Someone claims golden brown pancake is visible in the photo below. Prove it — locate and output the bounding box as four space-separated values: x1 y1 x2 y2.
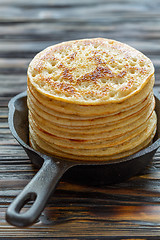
27 38 156 162
28 38 154 105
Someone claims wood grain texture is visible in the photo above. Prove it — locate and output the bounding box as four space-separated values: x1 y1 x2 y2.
1 0 160 238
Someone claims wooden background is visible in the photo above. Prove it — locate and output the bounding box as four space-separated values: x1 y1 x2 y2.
1 0 160 239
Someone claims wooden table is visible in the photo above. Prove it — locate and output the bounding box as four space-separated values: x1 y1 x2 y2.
1 0 160 238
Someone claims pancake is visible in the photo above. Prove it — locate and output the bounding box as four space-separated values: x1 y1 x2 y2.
28 74 154 117
28 96 155 141
28 92 155 134
28 38 154 105
29 108 155 149
27 38 156 162
29 111 156 156
29 121 156 161
27 89 154 127
27 85 153 120
30 98 153 149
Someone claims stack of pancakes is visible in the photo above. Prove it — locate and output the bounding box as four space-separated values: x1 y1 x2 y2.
27 38 157 162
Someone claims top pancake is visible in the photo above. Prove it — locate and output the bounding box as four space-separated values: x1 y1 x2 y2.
27 38 154 105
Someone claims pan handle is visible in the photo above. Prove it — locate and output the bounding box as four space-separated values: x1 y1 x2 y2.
6 157 73 227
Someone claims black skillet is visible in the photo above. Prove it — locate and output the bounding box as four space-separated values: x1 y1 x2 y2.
6 90 160 227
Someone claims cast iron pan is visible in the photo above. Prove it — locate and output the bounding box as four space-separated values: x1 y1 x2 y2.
6 90 160 227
